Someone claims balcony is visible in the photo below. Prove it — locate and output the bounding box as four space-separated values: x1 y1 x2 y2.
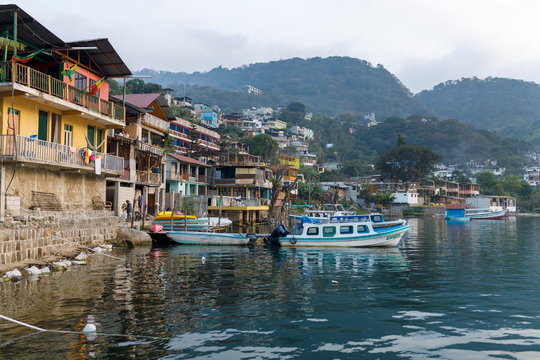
0 135 123 175
141 113 170 133
135 140 165 157
136 170 161 186
0 62 125 126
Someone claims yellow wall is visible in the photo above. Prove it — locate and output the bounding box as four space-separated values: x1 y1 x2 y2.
1 95 108 152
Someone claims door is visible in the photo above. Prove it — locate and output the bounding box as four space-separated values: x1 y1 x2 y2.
51 113 61 143
87 125 95 147
96 128 103 152
38 110 48 141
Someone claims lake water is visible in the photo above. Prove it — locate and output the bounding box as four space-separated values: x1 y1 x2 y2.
2 217 540 359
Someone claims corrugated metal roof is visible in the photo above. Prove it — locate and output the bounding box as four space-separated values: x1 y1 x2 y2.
168 153 209 167
0 5 65 49
65 38 131 77
116 93 175 121
121 93 161 108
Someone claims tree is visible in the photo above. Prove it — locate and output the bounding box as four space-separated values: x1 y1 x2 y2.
240 134 278 163
125 79 163 94
375 145 441 182
475 172 505 195
451 170 471 183
397 133 406 146
107 79 123 96
188 119 201 156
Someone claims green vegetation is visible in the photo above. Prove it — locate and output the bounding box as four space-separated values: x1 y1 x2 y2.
375 144 441 182
416 77 540 146
135 57 428 117
239 134 279 163
475 172 539 212
108 79 163 96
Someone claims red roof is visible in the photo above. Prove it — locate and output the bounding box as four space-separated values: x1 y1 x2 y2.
119 93 161 108
168 153 209 167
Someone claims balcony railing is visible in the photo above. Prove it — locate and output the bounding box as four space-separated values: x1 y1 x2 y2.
136 170 161 186
0 61 125 123
141 113 169 132
135 140 165 156
0 135 123 174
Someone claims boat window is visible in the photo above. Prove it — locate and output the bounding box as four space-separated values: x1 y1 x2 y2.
357 225 368 233
306 227 319 236
371 215 383 223
323 226 336 237
340 225 353 234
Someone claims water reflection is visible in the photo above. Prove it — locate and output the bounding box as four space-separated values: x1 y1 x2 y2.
1 217 540 359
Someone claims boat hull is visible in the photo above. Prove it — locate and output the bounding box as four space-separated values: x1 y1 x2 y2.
467 209 507 220
167 230 250 245
279 225 409 247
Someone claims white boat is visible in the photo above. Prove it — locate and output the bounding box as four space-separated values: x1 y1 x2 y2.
167 230 254 245
153 216 233 231
465 208 507 220
278 218 409 247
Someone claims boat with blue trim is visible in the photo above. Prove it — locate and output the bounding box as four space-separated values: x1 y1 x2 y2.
277 216 409 247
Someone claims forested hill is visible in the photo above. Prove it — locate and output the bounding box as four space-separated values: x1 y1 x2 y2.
416 77 540 145
136 56 428 118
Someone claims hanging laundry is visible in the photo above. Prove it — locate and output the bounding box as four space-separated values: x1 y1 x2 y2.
84 149 90 165
69 146 76 154
95 155 102 175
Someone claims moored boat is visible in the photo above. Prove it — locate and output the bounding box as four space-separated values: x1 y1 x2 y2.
465 208 507 220
278 218 409 247
167 230 255 245
153 211 233 231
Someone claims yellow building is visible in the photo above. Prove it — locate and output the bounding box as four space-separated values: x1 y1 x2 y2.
0 5 131 215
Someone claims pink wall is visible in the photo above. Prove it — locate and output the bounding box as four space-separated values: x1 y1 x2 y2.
63 62 110 101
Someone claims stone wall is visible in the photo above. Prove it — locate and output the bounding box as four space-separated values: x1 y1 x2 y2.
0 209 122 272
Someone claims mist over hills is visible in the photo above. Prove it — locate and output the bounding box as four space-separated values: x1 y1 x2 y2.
136 56 540 147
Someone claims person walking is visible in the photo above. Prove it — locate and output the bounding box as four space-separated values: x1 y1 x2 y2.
126 200 132 221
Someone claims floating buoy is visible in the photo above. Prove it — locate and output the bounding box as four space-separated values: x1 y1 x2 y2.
83 315 97 333
331 280 339 285
201 256 206 264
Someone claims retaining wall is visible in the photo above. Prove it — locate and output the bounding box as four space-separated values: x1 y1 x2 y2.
0 210 122 271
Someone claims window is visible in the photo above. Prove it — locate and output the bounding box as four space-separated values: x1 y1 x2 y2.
87 125 95 147
306 227 319 236
371 215 383 223
357 225 368 233
96 128 104 152
51 114 61 143
74 72 87 91
7 108 20 135
323 226 336 237
64 124 73 146
170 123 175 131
340 226 353 234
38 110 48 141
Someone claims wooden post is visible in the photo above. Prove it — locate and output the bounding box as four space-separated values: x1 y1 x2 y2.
218 195 222 226
170 192 175 231
141 186 147 230
47 76 51 95
131 186 136 229
184 211 188 230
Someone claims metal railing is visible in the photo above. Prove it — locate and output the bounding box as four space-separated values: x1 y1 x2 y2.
136 170 161 186
0 135 123 173
0 61 125 123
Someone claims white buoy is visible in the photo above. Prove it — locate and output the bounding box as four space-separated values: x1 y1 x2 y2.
83 315 97 333
331 280 339 285
201 256 206 264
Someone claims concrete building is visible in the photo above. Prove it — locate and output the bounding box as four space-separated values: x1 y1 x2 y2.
0 6 131 218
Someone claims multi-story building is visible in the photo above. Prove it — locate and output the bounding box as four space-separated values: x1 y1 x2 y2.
523 167 540 187
107 93 174 215
165 153 209 198
194 103 220 128
0 5 130 216
168 117 220 154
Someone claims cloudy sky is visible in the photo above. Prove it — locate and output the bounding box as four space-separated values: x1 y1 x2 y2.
15 0 540 92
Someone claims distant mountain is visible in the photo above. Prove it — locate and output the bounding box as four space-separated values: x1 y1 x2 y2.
136 56 428 118
416 77 540 146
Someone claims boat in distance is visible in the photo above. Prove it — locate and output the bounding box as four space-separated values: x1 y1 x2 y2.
466 208 507 220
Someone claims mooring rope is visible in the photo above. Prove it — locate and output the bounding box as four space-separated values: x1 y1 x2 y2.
0 314 167 341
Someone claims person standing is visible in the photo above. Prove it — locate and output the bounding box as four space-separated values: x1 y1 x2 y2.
126 200 132 221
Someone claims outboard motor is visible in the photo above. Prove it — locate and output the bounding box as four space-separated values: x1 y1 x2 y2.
264 224 289 246
246 233 258 247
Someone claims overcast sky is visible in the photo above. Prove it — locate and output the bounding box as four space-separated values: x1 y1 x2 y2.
15 0 540 92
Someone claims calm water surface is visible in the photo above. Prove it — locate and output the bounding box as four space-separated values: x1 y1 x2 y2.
2 217 540 359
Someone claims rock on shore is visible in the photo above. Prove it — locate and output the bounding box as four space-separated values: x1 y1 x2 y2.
114 227 152 248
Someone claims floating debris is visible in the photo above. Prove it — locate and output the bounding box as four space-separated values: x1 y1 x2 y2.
331 280 339 285
201 256 207 264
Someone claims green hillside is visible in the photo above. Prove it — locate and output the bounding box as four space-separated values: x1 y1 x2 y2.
136 56 428 118
416 77 540 145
